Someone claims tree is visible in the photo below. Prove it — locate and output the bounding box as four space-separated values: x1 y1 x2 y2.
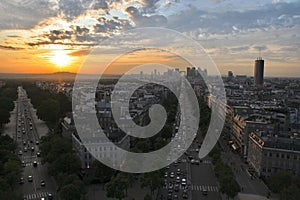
0 109 10 126
144 193 152 200
105 174 128 200
141 171 164 196
92 160 115 183
49 153 81 176
280 184 300 200
37 99 60 123
3 159 21 188
268 170 293 193
219 176 241 198
160 124 173 139
60 184 82 200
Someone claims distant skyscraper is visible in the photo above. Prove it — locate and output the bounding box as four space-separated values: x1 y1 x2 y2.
254 57 264 87
228 71 233 78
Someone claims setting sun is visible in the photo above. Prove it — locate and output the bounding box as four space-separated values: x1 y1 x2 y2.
50 50 72 67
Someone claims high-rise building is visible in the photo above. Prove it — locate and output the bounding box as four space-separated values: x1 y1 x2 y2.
228 71 233 79
254 57 264 87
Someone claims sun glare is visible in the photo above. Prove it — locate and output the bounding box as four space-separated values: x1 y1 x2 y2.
50 50 71 67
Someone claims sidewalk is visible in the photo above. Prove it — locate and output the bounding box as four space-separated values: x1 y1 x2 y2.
218 138 275 199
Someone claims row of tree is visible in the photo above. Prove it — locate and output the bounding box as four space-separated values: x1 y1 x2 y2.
40 130 86 199
209 147 241 198
268 170 300 200
23 83 71 129
0 135 23 199
0 83 17 130
0 81 23 199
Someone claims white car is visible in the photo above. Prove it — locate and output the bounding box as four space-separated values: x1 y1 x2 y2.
181 178 187 186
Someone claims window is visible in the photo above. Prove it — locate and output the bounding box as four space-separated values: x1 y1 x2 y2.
269 153 272 157
281 154 284 158
276 153 279 158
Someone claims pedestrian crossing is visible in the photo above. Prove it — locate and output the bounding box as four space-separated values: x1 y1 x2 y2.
163 184 219 192
190 185 219 192
24 192 51 200
24 162 41 167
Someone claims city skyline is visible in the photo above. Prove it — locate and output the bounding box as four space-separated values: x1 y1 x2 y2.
0 0 300 77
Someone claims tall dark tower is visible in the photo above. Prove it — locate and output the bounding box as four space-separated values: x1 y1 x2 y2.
254 57 264 87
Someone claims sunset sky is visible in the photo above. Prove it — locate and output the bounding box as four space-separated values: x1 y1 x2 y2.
0 0 300 77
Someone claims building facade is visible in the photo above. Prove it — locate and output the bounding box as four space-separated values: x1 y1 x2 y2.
248 132 300 178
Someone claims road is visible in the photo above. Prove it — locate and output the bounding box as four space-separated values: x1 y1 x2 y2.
158 81 221 200
14 86 57 200
218 134 271 198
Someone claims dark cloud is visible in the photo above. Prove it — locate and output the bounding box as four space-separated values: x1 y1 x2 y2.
58 0 113 20
92 0 109 10
0 44 23 50
125 6 167 27
0 0 56 29
252 45 268 51
230 46 250 52
141 0 160 13
48 30 73 42
168 1 300 35
27 41 96 47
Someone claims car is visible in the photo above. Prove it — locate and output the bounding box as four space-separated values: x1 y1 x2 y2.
191 159 195 164
48 193 53 200
167 193 172 200
182 192 188 199
176 169 181 175
33 161 38 167
174 184 179 192
30 127 33 130
24 147 28 152
195 148 199 152
173 194 179 200
23 141 26 145
36 141 39 145
22 161 26 167
40 180 45 187
202 187 208 195
28 175 33 182
176 176 180 183
18 150 23 155
181 178 187 186
17 135 21 138
19 177 24 184
194 159 200 165
31 146 35 151
37 152 41 157
168 183 173 189
169 172 175 178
